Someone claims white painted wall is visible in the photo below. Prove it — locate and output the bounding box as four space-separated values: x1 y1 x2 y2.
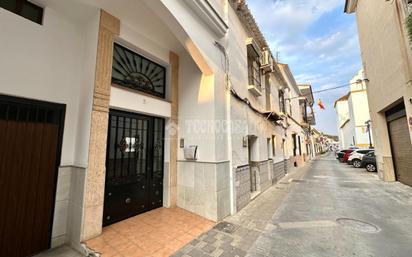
0 3 99 167
349 91 373 147
0 1 100 248
353 0 412 180
227 5 287 167
110 87 171 118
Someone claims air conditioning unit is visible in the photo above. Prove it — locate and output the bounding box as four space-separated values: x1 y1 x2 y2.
260 50 274 72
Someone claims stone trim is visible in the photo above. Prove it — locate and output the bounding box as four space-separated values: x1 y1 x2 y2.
82 10 120 241
169 51 179 207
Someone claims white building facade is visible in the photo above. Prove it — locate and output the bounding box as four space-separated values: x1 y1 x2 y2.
0 0 316 256
335 69 373 149
345 0 412 186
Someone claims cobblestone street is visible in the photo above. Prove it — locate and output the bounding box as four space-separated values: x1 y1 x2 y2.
173 153 412 257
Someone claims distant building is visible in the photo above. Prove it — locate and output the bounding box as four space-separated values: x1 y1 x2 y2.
345 0 412 186
334 69 373 149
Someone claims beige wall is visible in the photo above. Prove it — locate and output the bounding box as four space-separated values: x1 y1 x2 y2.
354 0 412 180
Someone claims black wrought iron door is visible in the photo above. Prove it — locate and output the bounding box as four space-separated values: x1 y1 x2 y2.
103 110 164 226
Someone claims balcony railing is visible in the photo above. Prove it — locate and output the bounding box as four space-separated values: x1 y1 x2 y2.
248 75 262 96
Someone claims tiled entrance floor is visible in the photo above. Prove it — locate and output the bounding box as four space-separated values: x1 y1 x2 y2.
86 207 215 257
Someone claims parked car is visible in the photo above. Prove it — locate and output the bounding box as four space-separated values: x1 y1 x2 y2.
336 150 344 160
360 151 377 172
348 149 374 168
336 149 353 162
342 150 354 163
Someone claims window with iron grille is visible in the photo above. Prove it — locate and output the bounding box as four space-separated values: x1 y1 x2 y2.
112 43 166 98
0 0 43 25
247 45 262 91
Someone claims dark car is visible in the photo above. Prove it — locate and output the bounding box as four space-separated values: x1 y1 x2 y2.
361 151 377 172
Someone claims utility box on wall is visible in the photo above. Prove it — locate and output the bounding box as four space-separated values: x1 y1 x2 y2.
183 145 198 160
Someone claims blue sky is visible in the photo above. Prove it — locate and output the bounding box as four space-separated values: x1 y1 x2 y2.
247 0 362 135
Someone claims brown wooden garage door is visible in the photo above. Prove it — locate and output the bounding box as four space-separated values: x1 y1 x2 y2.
0 95 65 257
387 104 412 187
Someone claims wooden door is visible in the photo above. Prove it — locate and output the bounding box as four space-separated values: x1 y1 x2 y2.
0 95 65 257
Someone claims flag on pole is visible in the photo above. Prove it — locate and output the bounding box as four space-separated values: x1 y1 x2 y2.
317 99 325 110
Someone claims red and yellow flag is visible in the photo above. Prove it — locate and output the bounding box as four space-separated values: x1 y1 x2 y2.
317 99 325 110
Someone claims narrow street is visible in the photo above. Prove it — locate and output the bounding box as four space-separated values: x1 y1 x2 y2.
174 153 412 257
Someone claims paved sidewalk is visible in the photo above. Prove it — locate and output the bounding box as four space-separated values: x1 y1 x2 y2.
172 164 309 257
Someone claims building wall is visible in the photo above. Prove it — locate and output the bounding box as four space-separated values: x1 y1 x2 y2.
227 4 288 212
0 0 316 253
350 91 373 147
0 3 100 247
335 99 354 149
354 0 412 180
348 70 373 147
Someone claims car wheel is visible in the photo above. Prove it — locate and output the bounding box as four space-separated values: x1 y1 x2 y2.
353 160 362 168
366 164 376 172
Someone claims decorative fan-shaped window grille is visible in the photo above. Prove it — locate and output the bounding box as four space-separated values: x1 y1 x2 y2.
112 43 166 98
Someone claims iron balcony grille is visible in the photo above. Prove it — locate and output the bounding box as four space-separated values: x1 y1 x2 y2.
112 43 166 99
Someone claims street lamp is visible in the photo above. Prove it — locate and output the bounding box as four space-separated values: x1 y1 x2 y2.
365 120 373 149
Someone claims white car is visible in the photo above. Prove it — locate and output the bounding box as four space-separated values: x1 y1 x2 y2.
348 149 374 168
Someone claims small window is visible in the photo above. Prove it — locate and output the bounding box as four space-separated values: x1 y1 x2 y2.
267 138 272 159
292 134 297 157
272 135 276 157
0 0 43 25
279 90 285 113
